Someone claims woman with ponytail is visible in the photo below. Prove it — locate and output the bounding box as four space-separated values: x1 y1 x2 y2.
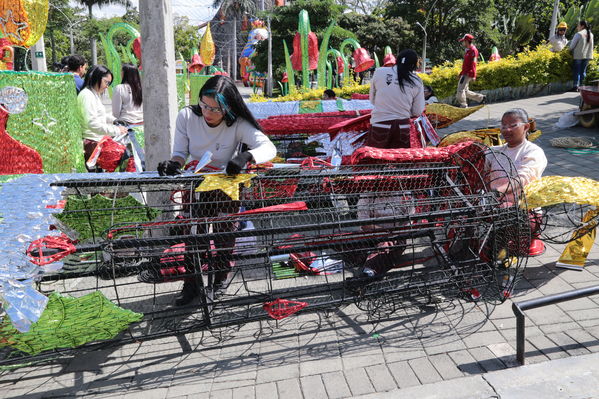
569 20 594 90
367 48 425 148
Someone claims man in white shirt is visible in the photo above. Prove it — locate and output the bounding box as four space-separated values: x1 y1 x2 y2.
549 22 569 52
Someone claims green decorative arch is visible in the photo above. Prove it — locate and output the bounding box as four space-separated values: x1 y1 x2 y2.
339 38 360 87
99 23 140 92
316 20 336 89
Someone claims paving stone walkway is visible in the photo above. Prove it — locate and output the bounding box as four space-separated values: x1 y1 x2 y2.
2 91 599 399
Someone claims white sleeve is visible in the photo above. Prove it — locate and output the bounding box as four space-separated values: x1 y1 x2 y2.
172 109 190 161
78 89 120 137
112 85 124 120
517 146 547 187
240 122 277 164
411 79 426 117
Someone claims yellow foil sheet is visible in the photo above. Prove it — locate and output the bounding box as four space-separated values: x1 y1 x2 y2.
425 103 484 129
199 23 215 66
22 0 48 47
195 173 256 201
523 176 599 210
558 209 599 267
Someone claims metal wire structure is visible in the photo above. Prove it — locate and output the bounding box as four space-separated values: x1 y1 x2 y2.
538 203 598 244
0 143 531 366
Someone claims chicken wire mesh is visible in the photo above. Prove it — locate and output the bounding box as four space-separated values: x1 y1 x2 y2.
0 143 531 366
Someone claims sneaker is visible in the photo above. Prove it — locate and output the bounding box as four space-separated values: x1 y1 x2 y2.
360 267 377 278
458 104 468 108
138 268 163 284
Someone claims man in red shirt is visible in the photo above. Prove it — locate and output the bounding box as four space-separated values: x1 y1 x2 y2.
456 34 486 108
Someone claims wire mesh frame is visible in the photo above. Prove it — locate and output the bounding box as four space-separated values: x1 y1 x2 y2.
2 147 531 366
538 202 599 244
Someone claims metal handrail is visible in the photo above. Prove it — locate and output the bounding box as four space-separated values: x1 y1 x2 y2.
512 285 599 364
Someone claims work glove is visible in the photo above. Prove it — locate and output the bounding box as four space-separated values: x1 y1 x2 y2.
226 151 253 175
157 160 182 176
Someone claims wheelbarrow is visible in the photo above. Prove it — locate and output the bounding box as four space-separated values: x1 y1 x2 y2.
575 85 599 128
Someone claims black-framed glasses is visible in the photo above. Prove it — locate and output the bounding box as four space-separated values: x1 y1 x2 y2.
198 100 224 114
102 77 112 86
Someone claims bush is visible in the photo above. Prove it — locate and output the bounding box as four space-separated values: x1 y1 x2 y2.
421 46 574 98
250 45 588 103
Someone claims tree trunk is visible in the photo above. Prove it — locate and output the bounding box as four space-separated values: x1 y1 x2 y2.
89 4 97 65
549 0 560 39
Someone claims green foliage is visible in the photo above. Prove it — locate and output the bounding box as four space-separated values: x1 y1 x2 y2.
174 16 201 61
252 45 577 102
337 12 417 62
384 0 496 65
420 46 573 98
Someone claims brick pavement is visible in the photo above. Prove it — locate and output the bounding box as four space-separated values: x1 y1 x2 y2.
2 91 599 399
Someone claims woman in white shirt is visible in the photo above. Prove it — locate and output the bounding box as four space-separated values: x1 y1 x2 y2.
112 63 143 124
486 108 548 256
77 65 127 168
368 49 425 148
486 108 547 199
156 75 276 305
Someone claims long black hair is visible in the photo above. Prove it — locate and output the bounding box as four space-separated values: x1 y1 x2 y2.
83 65 113 91
394 49 420 93
121 63 142 107
579 20 592 42
190 75 262 131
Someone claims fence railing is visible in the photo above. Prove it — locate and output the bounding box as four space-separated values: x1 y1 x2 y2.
512 285 599 365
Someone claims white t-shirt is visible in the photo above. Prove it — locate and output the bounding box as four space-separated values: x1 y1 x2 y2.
77 87 121 141
172 107 277 168
112 83 143 124
485 140 547 191
369 66 425 124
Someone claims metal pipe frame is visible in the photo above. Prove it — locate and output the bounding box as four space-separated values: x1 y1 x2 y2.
512 285 599 365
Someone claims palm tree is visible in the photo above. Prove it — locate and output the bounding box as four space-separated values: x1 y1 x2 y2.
75 0 131 65
212 0 257 81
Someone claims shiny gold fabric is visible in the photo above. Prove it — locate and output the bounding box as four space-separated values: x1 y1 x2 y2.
523 176 599 210
22 0 48 47
425 103 484 129
199 23 215 66
558 209 599 267
195 173 256 201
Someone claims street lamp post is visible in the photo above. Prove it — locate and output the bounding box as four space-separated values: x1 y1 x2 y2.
416 0 440 74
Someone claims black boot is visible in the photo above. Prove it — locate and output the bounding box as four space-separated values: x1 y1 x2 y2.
175 278 199 306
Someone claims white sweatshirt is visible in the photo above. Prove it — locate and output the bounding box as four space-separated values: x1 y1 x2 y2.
486 140 548 190
112 83 143 124
78 87 121 141
369 67 425 123
172 107 276 168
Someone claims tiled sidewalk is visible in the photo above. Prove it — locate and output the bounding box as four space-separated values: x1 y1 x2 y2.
2 91 599 399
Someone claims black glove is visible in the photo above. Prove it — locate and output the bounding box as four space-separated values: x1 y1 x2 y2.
226 151 253 175
157 160 182 176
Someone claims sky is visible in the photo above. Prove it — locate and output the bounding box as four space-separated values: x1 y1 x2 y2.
81 0 218 26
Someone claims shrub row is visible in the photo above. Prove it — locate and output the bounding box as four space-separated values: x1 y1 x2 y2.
250 46 595 103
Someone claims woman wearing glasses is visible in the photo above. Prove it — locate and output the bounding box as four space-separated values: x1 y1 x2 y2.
485 108 547 202
77 65 127 169
485 108 548 256
157 75 276 305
